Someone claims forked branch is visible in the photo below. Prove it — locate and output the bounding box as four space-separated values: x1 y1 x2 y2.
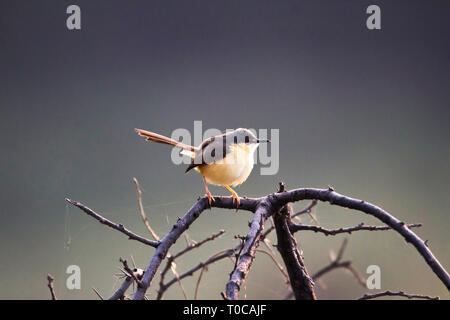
67 184 449 299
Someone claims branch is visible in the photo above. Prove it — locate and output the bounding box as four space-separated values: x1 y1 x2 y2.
109 268 144 300
160 248 236 298
225 203 269 300
65 198 160 248
133 195 256 300
47 274 57 300
133 177 188 298
272 183 316 300
291 199 318 219
133 177 160 240
194 266 207 300
255 249 290 284
157 229 226 299
68 183 449 299
92 287 104 300
170 230 226 262
358 290 439 300
290 222 422 236
260 200 319 241
271 187 450 290
119 257 143 288
312 238 365 286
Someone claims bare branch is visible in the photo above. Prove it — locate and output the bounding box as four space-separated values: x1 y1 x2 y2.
312 239 365 286
133 195 257 300
120 257 143 287
47 274 57 300
171 230 226 262
271 187 450 290
260 200 319 241
284 239 365 299
133 177 187 298
133 177 160 241
255 249 290 284
92 287 104 300
358 290 439 300
159 249 236 298
65 198 160 248
225 203 269 300
156 229 226 299
291 199 318 219
290 222 422 236
272 183 316 300
109 268 144 300
68 183 449 299
194 266 207 300
109 277 132 300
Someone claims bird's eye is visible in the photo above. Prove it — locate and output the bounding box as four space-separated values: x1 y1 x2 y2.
245 136 250 143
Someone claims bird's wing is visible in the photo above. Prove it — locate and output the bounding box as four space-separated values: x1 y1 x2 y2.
185 134 230 173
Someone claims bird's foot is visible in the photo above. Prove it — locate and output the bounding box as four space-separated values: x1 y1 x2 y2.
231 193 240 211
204 191 215 207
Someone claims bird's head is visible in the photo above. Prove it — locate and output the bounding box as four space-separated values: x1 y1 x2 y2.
228 128 270 146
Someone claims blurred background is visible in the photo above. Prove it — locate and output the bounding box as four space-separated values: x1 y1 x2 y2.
0 0 449 299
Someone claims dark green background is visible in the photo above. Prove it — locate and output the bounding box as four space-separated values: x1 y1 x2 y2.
0 0 449 299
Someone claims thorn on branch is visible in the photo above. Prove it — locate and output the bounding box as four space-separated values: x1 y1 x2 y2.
47 274 57 300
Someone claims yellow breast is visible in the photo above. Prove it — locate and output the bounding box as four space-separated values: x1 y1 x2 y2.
196 143 257 187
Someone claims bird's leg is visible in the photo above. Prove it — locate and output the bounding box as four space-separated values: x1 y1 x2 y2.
202 176 215 206
224 185 240 210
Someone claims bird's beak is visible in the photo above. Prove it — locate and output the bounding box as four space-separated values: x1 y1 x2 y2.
257 139 270 143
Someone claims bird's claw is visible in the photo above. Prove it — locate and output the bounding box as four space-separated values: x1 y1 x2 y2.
231 194 240 212
204 192 215 208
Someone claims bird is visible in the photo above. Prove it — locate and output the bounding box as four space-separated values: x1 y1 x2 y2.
135 128 270 208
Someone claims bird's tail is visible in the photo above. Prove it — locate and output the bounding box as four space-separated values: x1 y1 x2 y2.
135 128 196 152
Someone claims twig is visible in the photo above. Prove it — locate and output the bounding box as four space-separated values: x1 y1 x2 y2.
133 177 160 240
47 274 57 300
358 290 439 300
109 268 144 300
171 230 226 262
92 287 104 300
109 277 132 300
133 177 188 299
260 200 318 241
157 229 225 299
291 199 318 219
194 266 207 300
255 249 290 284
284 238 365 299
290 222 422 235
65 198 159 248
271 187 450 290
159 248 236 297
312 238 365 286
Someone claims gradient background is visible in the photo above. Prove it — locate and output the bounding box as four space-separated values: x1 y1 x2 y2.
0 0 449 299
